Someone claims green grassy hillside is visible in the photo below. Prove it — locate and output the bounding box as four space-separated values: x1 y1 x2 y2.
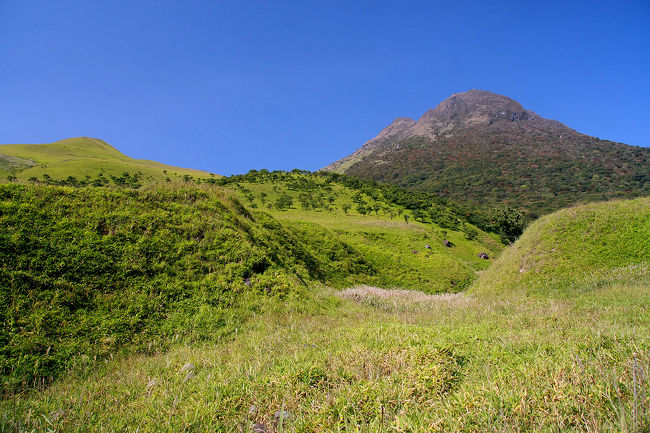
0 174 499 392
219 170 503 293
0 137 216 183
471 196 650 294
1 152 648 430
0 183 381 391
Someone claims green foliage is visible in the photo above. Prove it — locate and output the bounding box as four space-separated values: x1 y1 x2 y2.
210 169 495 234
488 206 525 244
274 192 294 210
339 129 650 219
472 196 650 294
0 183 379 391
462 223 478 241
218 171 501 293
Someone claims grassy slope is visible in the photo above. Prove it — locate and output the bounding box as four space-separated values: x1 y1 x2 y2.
0 137 216 182
4 283 647 431
225 174 502 293
0 183 383 391
1 178 648 430
472 196 650 295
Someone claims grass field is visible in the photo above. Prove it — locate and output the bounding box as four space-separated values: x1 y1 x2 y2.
3 280 647 432
223 174 502 293
0 177 648 431
0 137 216 182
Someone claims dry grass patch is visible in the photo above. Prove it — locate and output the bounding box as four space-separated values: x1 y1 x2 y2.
339 285 471 311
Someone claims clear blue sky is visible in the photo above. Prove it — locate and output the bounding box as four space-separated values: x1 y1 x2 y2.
1 1 649 175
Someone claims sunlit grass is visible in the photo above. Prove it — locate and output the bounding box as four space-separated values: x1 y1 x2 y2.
0 137 215 181
3 279 648 432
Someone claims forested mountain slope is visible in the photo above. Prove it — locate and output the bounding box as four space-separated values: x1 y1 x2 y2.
324 90 650 217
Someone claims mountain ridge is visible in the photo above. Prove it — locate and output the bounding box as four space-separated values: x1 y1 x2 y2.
323 90 649 216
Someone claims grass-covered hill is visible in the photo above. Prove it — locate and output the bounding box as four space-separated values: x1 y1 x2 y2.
2 144 648 431
472 196 650 294
0 182 381 391
3 193 648 432
0 172 500 393
0 137 216 184
324 90 650 219
216 170 502 292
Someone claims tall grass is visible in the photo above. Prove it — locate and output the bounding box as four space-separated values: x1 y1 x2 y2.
2 280 648 432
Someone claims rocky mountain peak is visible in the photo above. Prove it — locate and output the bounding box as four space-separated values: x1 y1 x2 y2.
374 117 416 141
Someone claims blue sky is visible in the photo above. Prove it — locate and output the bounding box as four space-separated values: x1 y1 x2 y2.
1 0 649 175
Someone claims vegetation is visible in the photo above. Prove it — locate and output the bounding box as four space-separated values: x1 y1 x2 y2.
0 137 216 183
3 272 648 431
343 132 650 220
325 90 650 220
472 196 650 295
216 170 502 292
0 175 500 393
0 183 384 392
0 142 648 431
210 169 505 236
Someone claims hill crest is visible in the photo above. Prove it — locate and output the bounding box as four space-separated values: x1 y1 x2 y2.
0 137 216 182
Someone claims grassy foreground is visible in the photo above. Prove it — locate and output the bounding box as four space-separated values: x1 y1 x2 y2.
2 282 648 432
1 185 648 431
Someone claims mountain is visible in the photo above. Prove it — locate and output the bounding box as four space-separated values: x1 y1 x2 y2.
0 137 216 183
324 90 650 217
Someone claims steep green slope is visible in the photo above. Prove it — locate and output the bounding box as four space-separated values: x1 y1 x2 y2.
0 137 216 182
0 183 376 391
471 196 650 294
220 170 503 293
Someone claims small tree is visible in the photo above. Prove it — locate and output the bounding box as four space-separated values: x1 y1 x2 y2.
413 209 426 222
274 193 294 210
490 206 525 244
463 223 478 241
342 203 351 214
